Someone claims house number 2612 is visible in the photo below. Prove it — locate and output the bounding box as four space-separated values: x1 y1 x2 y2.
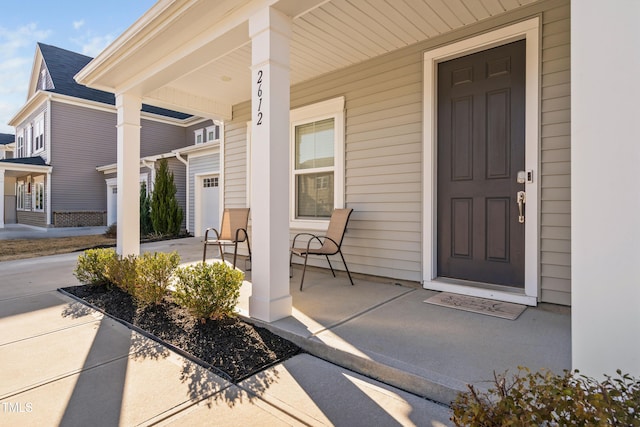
256 70 263 126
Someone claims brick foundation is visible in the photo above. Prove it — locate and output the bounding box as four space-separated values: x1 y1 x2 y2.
53 211 106 227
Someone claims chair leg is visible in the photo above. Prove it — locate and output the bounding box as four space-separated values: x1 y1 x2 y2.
245 237 252 271
203 243 207 263
289 251 294 278
218 242 225 263
300 253 310 291
325 255 336 277
339 250 354 286
232 242 238 269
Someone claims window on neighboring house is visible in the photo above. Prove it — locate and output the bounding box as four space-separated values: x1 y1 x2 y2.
17 181 26 210
206 124 220 142
203 177 218 188
34 115 45 153
33 177 45 211
290 97 345 226
194 129 204 144
16 130 25 158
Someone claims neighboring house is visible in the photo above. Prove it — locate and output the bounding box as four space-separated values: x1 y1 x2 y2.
0 134 14 160
74 0 639 378
1 43 222 231
0 134 16 225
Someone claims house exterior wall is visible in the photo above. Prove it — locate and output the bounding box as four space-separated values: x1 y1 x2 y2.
50 101 190 226
225 0 571 304
50 101 116 217
15 102 48 161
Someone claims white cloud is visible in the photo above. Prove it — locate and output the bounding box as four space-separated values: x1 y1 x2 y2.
70 32 117 58
0 23 52 133
73 20 85 30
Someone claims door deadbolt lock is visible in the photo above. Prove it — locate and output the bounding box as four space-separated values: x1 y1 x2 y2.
517 170 534 184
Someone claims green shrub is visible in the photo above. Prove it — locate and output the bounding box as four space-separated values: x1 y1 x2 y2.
134 251 180 306
74 248 117 286
173 262 244 321
104 223 117 238
451 367 640 426
105 254 139 295
150 158 183 236
140 182 153 236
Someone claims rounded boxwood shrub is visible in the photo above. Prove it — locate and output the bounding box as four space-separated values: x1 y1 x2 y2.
134 251 180 306
74 248 117 286
173 262 244 321
451 367 640 426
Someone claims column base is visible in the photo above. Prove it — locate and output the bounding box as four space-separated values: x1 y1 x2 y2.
249 293 292 323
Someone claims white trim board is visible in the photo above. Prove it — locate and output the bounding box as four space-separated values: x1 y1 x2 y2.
422 18 540 306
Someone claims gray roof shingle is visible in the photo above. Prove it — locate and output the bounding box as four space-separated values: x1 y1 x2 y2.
38 43 191 120
0 156 48 166
0 133 14 145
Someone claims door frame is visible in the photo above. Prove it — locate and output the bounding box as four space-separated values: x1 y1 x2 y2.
422 18 540 305
194 172 221 238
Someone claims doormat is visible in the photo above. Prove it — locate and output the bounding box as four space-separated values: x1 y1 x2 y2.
424 292 526 320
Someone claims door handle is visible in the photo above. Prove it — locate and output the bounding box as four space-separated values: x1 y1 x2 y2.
517 191 526 224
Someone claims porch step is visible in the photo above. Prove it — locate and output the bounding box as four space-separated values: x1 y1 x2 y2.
245 316 463 407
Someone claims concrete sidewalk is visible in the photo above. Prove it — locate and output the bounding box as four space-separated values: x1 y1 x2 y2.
0 223 107 240
0 238 454 426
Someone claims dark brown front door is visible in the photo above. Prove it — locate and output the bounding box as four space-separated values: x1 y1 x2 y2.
437 40 526 288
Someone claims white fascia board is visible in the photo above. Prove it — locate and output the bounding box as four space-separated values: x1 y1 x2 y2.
7 91 48 126
97 152 176 174
172 142 220 157
0 163 52 174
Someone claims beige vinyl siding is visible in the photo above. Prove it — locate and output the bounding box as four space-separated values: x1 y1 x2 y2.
540 1 571 305
224 102 250 209
224 0 572 302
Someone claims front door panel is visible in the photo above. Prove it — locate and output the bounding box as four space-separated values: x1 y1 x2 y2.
437 40 526 287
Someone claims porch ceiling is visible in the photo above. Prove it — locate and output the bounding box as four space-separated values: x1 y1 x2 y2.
76 0 539 119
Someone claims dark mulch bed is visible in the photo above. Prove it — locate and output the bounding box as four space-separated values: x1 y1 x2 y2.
60 284 300 382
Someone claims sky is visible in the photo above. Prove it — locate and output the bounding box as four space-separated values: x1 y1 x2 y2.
0 1 157 134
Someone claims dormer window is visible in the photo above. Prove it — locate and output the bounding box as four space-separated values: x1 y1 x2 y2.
206 124 219 142
194 129 204 144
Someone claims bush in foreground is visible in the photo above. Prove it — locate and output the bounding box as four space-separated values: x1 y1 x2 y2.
74 248 117 286
173 262 244 321
135 251 180 305
451 367 640 426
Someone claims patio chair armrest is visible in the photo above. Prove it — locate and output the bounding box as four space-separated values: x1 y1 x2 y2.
204 227 221 242
234 227 249 243
291 232 317 247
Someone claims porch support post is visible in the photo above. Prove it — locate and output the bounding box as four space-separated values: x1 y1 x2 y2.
46 170 52 226
115 93 142 256
248 7 292 322
0 170 5 228
571 0 640 378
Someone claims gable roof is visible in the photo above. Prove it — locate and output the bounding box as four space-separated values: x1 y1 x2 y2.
0 133 14 145
38 43 191 120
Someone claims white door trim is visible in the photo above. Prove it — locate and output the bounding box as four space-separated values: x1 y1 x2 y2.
194 172 221 238
422 17 540 306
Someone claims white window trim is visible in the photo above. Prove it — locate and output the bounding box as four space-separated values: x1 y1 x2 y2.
16 129 25 158
16 180 26 210
422 17 540 305
289 96 345 230
33 113 45 154
194 129 204 145
205 124 219 142
33 176 45 212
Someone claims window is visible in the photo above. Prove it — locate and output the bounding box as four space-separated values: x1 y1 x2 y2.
33 177 45 211
203 177 218 188
290 97 345 226
206 124 220 142
194 129 203 144
34 114 45 153
16 130 24 158
17 181 25 210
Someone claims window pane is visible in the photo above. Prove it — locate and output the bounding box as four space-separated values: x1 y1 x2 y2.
296 172 333 218
295 118 334 170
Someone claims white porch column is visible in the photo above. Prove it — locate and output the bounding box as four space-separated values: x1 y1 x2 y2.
571 0 640 378
0 170 5 228
46 170 52 226
115 93 142 256
248 7 292 322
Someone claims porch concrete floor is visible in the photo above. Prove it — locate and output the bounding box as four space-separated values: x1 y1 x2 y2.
239 265 571 405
